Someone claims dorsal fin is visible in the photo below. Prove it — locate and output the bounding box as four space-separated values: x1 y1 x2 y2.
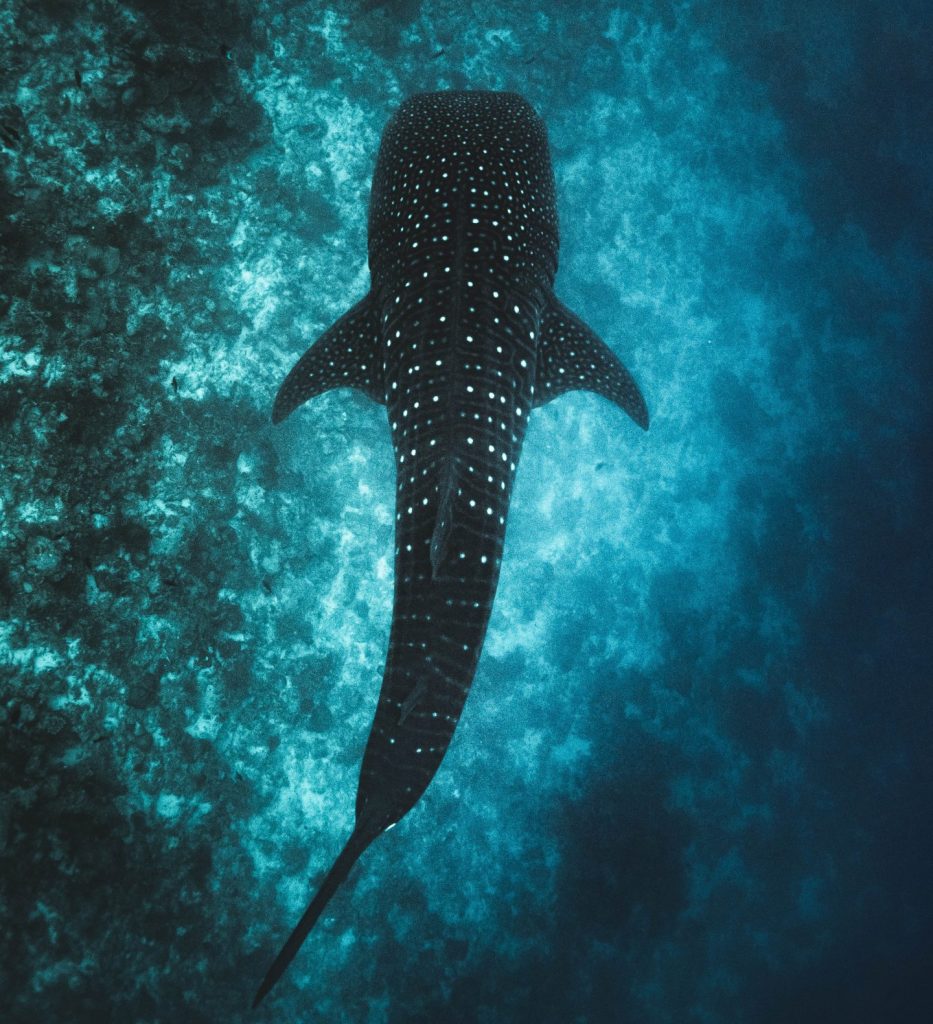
429 456 460 578
272 292 384 424
533 293 649 429
398 679 428 724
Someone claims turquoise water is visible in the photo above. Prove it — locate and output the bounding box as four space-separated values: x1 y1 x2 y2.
2 1 931 1021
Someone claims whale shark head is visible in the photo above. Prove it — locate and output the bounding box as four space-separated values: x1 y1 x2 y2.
367 90 559 289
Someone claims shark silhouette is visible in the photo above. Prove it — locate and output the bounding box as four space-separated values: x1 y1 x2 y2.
253 90 648 1007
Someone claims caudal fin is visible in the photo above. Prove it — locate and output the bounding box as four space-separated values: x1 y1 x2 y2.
252 825 378 1008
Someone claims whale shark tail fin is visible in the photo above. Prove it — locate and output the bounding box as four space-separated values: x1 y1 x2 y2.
251 822 379 1009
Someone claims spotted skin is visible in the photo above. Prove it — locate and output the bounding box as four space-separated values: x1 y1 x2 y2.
254 91 648 1007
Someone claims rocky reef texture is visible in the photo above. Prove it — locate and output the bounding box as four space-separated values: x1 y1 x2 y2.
2 1 930 1021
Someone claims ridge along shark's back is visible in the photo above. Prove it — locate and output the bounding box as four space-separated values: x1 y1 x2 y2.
254 90 649 1008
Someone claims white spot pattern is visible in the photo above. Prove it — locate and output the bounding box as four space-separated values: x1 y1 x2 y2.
270 91 647 821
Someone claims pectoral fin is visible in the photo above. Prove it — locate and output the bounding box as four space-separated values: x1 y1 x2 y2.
272 292 385 424
534 293 649 429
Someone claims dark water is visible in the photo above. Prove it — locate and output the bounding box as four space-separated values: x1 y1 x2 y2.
2 1 931 1021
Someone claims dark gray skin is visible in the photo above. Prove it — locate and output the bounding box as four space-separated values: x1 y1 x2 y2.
253 91 648 1007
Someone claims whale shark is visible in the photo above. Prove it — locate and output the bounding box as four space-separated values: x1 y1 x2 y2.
253 90 648 1007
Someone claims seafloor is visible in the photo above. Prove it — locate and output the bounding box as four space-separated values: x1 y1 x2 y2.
2 1 930 1022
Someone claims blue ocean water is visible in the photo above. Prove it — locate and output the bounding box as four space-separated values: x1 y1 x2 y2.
1 1 930 1022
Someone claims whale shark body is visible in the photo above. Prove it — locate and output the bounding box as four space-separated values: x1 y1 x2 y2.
253 91 648 1006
